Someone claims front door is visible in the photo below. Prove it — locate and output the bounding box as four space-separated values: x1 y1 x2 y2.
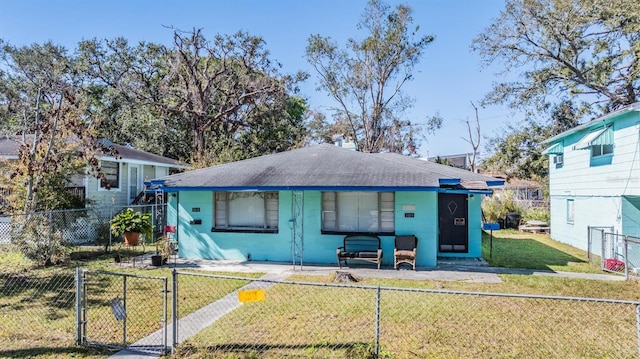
128 165 142 203
438 193 468 253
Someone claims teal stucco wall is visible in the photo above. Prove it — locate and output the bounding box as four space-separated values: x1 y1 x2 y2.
168 190 484 267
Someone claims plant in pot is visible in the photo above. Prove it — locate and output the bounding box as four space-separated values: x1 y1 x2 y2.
110 208 153 246
151 236 171 266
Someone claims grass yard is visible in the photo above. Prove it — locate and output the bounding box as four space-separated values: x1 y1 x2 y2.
173 231 640 358
175 274 639 359
1 231 639 358
482 229 604 273
0 245 261 358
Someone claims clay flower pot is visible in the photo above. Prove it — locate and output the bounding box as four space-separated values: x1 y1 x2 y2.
124 231 140 246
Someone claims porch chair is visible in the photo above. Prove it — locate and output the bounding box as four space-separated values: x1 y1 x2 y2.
164 225 177 265
394 235 418 270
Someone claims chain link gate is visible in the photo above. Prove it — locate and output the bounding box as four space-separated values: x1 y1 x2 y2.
76 268 169 354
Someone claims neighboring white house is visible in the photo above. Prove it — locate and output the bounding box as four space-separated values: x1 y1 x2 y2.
0 136 185 208
541 102 640 251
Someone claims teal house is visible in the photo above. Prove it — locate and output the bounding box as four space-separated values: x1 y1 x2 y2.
154 144 503 268
542 102 640 251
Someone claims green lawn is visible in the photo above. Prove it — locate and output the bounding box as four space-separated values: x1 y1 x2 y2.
172 232 640 358
482 229 604 273
1 231 639 358
0 245 260 358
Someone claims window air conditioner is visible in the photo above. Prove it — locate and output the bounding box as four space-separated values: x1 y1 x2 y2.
553 155 563 165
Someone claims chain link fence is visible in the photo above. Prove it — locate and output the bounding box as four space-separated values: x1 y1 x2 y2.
1 265 639 358
0 267 78 356
0 204 166 248
171 271 640 359
588 227 640 279
79 269 169 354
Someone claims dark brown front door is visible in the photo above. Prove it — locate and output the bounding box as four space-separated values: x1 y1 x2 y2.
438 193 468 253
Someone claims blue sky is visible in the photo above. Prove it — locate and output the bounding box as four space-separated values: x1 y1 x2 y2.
0 0 519 158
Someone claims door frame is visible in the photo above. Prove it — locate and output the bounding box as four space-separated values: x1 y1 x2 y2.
438 193 469 253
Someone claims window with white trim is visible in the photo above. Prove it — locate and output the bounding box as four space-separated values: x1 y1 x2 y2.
566 199 574 224
321 191 394 233
99 161 120 189
591 144 613 157
214 192 278 231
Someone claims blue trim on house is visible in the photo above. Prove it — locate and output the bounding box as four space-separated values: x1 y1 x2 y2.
486 180 505 187
158 185 440 192
439 178 461 186
156 185 494 195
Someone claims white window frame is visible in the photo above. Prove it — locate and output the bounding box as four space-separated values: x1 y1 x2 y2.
214 192 279 232
591 144 613 158
98 160 120 191
321 191 394 234
566 199 575 224
127 164 143 201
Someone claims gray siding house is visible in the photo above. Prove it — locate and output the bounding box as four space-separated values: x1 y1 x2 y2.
0 136 184 208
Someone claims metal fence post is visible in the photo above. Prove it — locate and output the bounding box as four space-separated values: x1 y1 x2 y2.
123 275 127 347
375 286 380 357
163 277 168 354
637 303 640 357
172 268 178 353
75 266 83 345
624 237 629 280
587 226 592 261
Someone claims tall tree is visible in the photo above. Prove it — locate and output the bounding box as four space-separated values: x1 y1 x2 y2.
78 38 188 160
80 29 307 167
472 0 640 115
481 101 579 182
463 102 482 172
306 0 435 154
0 41 107 213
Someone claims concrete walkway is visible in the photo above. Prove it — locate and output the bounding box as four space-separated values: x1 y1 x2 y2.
108 256 625 358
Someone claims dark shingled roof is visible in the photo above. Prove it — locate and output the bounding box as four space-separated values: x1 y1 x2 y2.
158 144 502 191
98 139 183 167
0 136 182 167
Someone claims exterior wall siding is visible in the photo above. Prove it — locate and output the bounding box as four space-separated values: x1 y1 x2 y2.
549 196 620 252
86 162 128 206
548 110 640 247
549 114 640 198
86 162 175 207
621 196 640 237
170 189 485 267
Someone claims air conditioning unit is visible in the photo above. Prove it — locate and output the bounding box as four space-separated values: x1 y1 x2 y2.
553 155 564 165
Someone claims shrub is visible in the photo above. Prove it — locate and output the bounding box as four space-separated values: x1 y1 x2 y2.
482 190 524 223
522 206 550 224
11 215 71 266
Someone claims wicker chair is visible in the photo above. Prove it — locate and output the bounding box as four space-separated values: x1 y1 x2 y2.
394 235 418 270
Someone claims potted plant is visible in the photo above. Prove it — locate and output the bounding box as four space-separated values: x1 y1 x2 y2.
110 208 153 246
151 236 171 266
